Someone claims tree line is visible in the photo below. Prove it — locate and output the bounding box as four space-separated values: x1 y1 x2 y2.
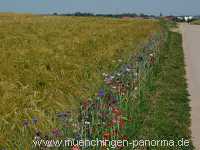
52 12 158 18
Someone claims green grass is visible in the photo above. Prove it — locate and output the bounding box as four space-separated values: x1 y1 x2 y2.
0 14 162 148
135 31 193 149
192 19 200 25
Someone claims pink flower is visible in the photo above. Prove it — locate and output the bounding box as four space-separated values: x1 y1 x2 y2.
112 108 122 116
71 145 80 150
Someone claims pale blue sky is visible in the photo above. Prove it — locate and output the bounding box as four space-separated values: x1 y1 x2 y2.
0 0 199 16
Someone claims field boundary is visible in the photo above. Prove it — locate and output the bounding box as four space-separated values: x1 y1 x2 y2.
136 30 194 149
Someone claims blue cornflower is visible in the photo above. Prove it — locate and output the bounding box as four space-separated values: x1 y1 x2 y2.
98 89 105 97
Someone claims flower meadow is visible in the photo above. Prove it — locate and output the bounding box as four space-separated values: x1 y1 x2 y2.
30 32 165 150
0 14 165 149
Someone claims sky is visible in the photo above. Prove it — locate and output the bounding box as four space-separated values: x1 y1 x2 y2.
0 0 199 16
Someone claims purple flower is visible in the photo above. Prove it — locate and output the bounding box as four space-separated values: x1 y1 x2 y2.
23 119 29 127
98 89 105 97
51 128 61 137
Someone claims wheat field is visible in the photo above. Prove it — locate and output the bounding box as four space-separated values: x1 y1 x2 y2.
0 13 161 148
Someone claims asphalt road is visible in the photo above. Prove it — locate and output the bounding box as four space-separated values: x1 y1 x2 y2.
181 24 200 149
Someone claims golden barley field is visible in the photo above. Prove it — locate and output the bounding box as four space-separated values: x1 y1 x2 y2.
0 13 161 148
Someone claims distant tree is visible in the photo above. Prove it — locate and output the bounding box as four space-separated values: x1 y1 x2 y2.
73 12 94 17
74 12 82 16
53 12 58 16
140 13 145 17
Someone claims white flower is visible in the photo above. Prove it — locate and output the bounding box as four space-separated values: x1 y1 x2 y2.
149 53 154 57
34 136 41 140
85 121 91 125
126 68 131 72
112 86 117 89
102 73 108 77
110 75 115 79
134 87 138 90
118 59 122 62
117 73 121 76
112 60 116 63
